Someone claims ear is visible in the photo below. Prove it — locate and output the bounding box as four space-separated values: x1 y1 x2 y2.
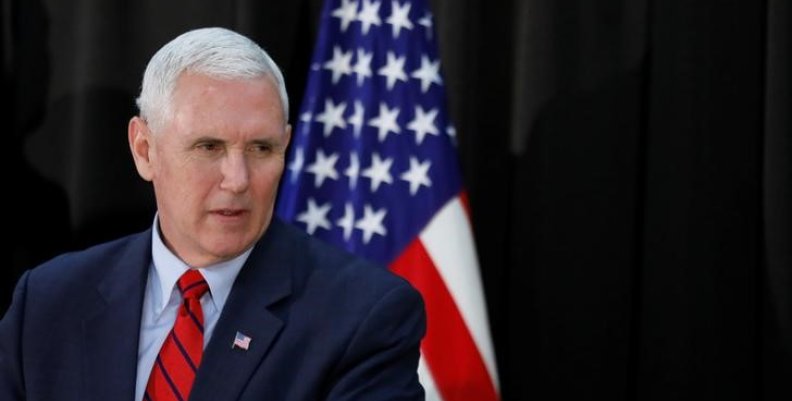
128 116 155 181
284 123 292 146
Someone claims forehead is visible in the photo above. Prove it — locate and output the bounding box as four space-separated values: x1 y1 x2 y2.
167 73 287 132
172 72 280 106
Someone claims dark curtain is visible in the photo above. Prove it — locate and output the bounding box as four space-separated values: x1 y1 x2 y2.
4 0 789 400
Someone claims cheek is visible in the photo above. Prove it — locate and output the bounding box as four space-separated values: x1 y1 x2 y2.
252 162 285 197
160 160 218 202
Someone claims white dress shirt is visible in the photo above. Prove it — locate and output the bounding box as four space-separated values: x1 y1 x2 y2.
134 217 251 401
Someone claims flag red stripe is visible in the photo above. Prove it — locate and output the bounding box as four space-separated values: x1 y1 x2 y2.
459 191 472 218
391 238 499 401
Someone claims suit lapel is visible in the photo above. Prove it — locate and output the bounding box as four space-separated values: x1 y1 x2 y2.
190 221 294 401
82 230 151 401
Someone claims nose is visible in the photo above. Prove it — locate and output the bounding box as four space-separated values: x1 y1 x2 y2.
219 152 250 193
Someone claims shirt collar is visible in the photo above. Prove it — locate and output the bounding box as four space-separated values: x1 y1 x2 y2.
150 215 252 314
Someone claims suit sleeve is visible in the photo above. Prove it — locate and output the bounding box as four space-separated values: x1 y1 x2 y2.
325 281 426 401
0 271 30 401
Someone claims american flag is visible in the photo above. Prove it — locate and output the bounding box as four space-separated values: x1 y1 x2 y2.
232 331 251 350
276 0 499 399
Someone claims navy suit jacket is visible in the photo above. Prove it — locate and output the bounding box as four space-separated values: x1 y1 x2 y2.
0 219 425 401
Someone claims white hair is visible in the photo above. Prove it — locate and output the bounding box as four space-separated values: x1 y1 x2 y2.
136 27 289 131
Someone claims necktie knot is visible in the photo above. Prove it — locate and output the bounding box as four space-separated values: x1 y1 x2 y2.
177 270 209 301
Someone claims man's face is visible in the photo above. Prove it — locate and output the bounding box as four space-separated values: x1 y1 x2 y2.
129 73 291 267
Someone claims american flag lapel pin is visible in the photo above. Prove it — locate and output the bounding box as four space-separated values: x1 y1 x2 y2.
232 331 252 351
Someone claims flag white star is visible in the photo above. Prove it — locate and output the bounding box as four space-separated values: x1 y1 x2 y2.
331 0 359 32
446 124 458 145
400 157 432 195
344 152 360 189
362 152 394 192
368 102 401 142
297 198 332 234
299 111 312 134
386 0 414 38
348 101 365 137
314 98 347 137
323 46 353 84
418 11 433 39
355 204 388 243
377 51 408 90
287 147 304 183
446 124 456 138
352 48 373 86
336 203 356 240
305 149 340 188
407 105 439 144
357 0 382 34
411 55 442 93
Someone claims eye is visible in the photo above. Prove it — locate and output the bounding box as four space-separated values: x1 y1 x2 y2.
249 142 274 155
195 141 222 152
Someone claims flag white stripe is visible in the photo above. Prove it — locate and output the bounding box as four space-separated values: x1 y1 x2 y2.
418 354 443 401
419 196 500 392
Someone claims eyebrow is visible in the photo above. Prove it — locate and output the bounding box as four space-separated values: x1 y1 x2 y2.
189 136 280 147
189 136 224 146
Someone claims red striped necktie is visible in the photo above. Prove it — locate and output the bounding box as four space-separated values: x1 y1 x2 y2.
145 270 209 401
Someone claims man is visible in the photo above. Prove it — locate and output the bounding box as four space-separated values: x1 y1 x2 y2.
0 27 426 401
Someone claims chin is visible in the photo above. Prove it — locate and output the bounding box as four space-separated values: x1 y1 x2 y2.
201 238 246 258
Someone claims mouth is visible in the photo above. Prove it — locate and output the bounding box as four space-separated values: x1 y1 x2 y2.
210 209 248 217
